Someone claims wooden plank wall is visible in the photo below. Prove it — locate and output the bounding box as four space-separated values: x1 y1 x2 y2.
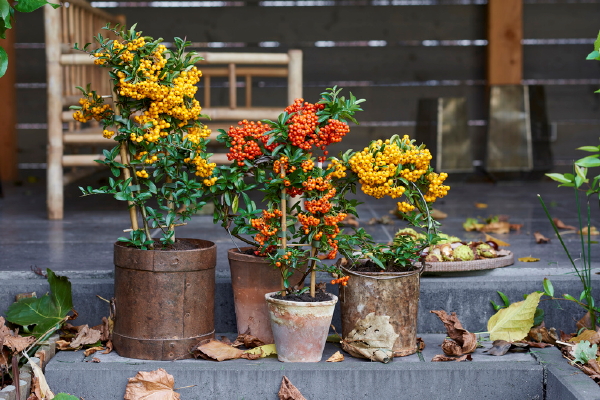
12 0 600 172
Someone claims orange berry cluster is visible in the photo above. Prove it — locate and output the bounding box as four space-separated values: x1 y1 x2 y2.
251 209 282 248
331 276 349 286
304 188 336 214
226 120 272 166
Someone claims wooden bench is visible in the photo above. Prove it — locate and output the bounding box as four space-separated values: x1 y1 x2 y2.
45 0 302 219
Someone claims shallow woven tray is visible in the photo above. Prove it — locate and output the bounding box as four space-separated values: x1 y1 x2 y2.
421 250 514 274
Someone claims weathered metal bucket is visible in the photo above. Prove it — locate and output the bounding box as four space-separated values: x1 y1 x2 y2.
265 292 337 362
228 247 283 344
340 264 422 357
113 239 216 360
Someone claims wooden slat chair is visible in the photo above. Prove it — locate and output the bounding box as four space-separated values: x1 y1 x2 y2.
45 3 303 220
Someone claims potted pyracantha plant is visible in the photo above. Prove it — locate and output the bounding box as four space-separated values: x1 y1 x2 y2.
72 24 217 360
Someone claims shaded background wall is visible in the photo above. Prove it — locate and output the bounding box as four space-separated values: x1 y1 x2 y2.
11 0 600 173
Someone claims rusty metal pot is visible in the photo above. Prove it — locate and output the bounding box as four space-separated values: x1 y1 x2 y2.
265 291 338 362
113 239 216 360
340 264 422 357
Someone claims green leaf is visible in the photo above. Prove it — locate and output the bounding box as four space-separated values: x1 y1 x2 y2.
533 308 545 327
54 394 80 400
487 291 543 341
498 291 510 307
543 278 554 297
0 46 7 78
5 269 73 337
573 340 598 364
14 0 59 12
564 293 578 302
545 173 572 184
576 155 600 168
0 0 10 20
587 50 600 60
577 146 600 152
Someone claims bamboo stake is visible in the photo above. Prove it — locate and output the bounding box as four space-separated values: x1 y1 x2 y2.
111 85 138 231
279 165 287 292
310 247 317 298
166 177 175 242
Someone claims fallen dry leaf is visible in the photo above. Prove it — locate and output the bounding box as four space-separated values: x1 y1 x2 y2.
30 376 42 400
510 223 524 232
70 325 102 349
342 313 398 363
571 329 600 344
2 334 35 354
83 346 105 357
233 329 265 349
560 330 575 342
431 209 448 219
416 337 425 351
588 359 600 374
528 326 558 345
518 256 540 262
23 352 54 400
55 339 72 351
326 351 344 362
480 221 511 234
430 310 477 355
191 339 244 361
475 203 488 209
102 340 113 354
534 232 550 244
523 341 554 348
484 233 511 247
431 354 472 362
243 344 277 358
577 312 593 331
553 218 577 231
92 357 101 363
278 376 307 400
124 368 180 400
484 340 511 356
91 316 112 342
579 226 599 236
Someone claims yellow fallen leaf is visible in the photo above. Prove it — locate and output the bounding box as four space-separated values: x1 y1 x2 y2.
579 226 600 236
243 343 277 358
326 351 344 362
484 233 510 247
475 203 488 209
518 256 540 262
488 292 543 342
124 368 180 400
571 329 600 344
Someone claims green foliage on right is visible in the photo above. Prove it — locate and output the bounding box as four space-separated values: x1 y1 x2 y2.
5 269 73 337
487 292 543 342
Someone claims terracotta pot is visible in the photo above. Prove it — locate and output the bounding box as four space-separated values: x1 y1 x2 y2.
265 291 338 362
340 264 422 357
112 239 216 360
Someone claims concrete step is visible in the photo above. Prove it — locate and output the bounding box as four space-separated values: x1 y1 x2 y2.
44 334 600 400
1 272 596 335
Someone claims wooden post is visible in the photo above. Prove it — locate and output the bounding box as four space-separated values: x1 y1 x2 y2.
228 63 236 109
0 27 17 182
287 50 303 104
45 5 64 219
487 0 523 85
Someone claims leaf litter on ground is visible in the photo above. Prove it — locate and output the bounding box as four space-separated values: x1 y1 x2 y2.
124 368 180 400
341 313 398 363
278 376 307 400
430 310 477 356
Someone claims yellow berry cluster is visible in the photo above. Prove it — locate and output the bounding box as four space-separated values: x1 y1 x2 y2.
184 126 212 143
136 169 149 179
397 202 416 213
102 129 115 139
134 151 158 164
327 158 347 179
424 171 450 202
183 155 216 181
73 96 113 123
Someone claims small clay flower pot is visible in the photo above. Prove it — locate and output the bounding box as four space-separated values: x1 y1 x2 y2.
265 291 338 362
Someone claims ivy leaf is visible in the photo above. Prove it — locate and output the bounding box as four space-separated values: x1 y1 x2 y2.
5 269 73 337
0 46 7 78
487 291 543 341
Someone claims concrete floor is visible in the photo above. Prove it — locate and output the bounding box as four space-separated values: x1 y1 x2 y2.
1 169 599 278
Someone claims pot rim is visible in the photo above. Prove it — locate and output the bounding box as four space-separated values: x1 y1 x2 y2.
265 291 338 307
114 238 216 252
341 263 423 279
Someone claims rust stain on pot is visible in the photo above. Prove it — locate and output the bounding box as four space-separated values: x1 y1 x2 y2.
340 265 422 357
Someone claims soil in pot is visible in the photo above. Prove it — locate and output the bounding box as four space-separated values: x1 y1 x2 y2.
349 259 419 273
272 291 333 302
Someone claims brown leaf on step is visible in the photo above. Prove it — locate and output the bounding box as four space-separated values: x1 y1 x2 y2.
518 256 540 262
220 336 233 345
571 329 600 344
523 341 553 348
34 349 47 367
91 317 112 342
191 339 244 361
26 393 41 400
579 226 600 236
475 202 488 209
553 218 577 231
527 326 558 345
480 221 511 234
92 357 101 363
62 323 83 334
577 312 593 331
431 354 473 362
431 209 448 219
124 368 180 400
326 351 344 362
56 339 72 351
484 234 511 247
2 333 35 353
534 232 551 244
340 214 359 228
430 310 477 355
70 325 102 349
368 216 393 225
588 359 600 375
560 331 574 342
484 340 512 356
416 337 426 351
31 376 43 400
278 376 307 400
441 339 463 356
102 340 113 354
510 224 523 232
233 329 265 349
83 346 105 357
